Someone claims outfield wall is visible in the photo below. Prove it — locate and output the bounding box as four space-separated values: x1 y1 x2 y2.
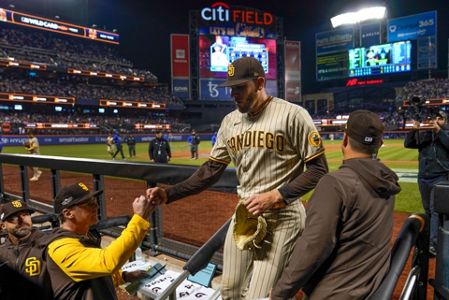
0 131 408 146
0 133 216 146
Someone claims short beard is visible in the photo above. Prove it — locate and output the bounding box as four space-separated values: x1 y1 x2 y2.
11 226 32 240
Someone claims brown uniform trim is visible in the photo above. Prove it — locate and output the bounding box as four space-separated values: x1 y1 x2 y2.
278 153 328 205
166 159 228 203
304 148 325 163
208 156 231 165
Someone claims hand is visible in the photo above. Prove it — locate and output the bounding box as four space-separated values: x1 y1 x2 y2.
167 156 171 161
123 270 149 282
244 190 285 215
146 187 168 206
430 120 441 133
132 195 156 219
412 120 420 129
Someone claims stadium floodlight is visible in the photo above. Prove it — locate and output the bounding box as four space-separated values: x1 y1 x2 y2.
331 6 386 28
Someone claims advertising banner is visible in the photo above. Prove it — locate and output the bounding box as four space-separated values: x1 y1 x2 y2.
387 11 437 42
316 28 354 55
197 2 278 39
417 36 437 69
172 78 190 100
199 78 277 100
360 22 381 47
0 7 119 44
284 40 301 102
0 134 214 146
170 34 190 77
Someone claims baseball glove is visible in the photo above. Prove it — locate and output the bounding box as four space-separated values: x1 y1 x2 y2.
233 201 267 250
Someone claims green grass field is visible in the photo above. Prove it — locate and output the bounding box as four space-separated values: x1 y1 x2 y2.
3 139 422 213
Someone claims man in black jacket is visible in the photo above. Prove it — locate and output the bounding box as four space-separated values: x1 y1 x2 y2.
404 111 449 255
149 131 171 163
271 110 400 300
0 200 53 299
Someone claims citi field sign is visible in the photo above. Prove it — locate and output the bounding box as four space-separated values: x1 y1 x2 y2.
200 2 273 26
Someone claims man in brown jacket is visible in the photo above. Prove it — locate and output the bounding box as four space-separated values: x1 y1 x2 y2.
270 110 401 300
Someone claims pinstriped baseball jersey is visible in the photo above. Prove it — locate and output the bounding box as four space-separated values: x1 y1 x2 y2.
210 97 324 200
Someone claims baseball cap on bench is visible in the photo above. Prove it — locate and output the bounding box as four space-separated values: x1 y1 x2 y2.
219 57 265 87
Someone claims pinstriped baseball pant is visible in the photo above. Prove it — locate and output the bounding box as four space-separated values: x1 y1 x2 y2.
221 201 306 300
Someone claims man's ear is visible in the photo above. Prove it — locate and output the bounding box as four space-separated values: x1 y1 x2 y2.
62 208 74 220
1 222 5 230
342 133 349 148
256 77 265 90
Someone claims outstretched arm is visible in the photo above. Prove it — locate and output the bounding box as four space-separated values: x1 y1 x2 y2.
147 159 227 205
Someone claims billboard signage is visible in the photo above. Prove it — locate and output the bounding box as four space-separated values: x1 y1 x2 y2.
197 2 277 38
199 78 277 100
387 11 437 42
0 7 119 44
360 22 381 47
284 41 301 102
200 2 273 26
171 34 190 78
417 36 437 69
316 28 354 55
172 79 190 100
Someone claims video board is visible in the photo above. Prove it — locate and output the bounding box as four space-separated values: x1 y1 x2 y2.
0 7 119 44
316 52 349 81
349 41 412 77
199 35 276 79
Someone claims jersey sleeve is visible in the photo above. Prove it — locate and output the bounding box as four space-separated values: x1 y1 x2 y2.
292 108 324 162
209 118 231 165
47 214 150 282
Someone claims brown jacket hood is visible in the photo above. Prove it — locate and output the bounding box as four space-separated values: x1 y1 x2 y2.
341 158 401 198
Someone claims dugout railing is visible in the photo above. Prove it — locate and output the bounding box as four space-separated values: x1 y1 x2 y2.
0 153 239 267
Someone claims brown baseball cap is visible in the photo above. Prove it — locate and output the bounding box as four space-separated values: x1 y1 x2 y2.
345 110 384 146
0 200 34 221
54 182 102 213
219 57 265 87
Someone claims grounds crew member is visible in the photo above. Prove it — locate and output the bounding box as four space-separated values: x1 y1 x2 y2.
188 130 200 159
271 110 401 300
46 182 155 299
149 131 171 163
147 57 328 299
404 110 449 256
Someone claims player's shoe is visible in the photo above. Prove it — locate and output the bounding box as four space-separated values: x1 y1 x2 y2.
30 176 38 182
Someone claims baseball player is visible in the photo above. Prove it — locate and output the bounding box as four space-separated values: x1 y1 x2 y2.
25 131 42 181
147 57 328 299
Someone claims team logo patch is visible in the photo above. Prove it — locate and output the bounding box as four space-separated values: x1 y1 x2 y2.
25 257 41 276
78 182 89 191
228 64 235 77
308 131 322 147
11 200 23 208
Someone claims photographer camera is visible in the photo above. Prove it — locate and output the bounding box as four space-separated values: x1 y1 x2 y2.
404 109 449 256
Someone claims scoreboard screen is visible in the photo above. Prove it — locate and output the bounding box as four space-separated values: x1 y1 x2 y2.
199 35 277 79
349 41 412 77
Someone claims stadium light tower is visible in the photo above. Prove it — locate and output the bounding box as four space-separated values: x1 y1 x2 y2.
331 6 386 28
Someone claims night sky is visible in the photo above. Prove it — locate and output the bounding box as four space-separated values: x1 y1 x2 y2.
2 0 448 93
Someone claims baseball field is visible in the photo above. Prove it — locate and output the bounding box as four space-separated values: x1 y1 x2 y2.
3 138 422 213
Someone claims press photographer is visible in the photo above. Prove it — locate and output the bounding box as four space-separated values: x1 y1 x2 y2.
404 107 449 256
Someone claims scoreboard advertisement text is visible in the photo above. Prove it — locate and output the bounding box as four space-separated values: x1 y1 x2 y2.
0 7 119 44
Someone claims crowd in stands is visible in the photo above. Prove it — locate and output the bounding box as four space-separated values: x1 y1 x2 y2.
0 26 157 81
311 110 402 131
396 78 449 102
0 75 182 105
0 111 190 135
